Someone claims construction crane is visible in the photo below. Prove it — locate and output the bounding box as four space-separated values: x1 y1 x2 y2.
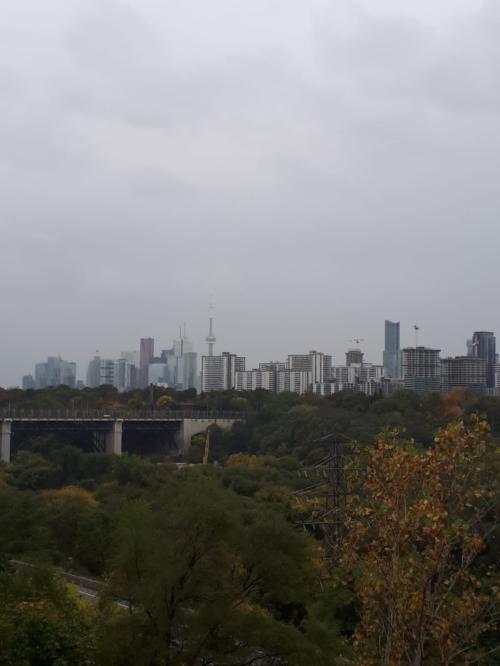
351 337 365 346
203 429 210 465
414 325 420 347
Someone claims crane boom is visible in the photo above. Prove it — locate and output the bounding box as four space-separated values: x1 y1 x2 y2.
203 430 210 465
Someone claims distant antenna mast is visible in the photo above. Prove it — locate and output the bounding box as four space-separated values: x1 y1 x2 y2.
414 325 420 347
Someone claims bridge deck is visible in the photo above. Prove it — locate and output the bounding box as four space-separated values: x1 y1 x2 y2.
0 411 242 422
0 412 242 462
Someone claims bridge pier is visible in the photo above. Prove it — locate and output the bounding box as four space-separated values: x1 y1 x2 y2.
174 419 235 456
105 420 123 455
0 420 12 463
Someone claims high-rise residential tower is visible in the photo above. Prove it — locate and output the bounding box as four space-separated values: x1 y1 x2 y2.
441 357 487 395
401 347 440 396
346 349 364 367
383 320 400 378
471 331 496 391
201 352 245 392
287 351 332 383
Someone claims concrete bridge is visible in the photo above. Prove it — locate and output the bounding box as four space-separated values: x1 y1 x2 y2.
0 410 242 463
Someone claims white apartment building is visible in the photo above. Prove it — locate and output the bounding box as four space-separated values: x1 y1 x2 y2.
287 351 332 383
311 382 335 397
235 369 276 392
313 379 385 397
259 361 287 372
332 363 384 384
276 369 312 395
201 352 246 392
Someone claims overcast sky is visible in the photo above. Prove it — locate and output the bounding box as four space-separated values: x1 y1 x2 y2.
1 0 500 385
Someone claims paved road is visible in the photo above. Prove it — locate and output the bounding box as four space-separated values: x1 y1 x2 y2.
10 560 129 608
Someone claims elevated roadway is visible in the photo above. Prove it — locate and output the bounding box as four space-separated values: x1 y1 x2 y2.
0 410 242 463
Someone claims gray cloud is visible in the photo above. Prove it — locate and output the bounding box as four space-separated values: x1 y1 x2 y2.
1 0 499 384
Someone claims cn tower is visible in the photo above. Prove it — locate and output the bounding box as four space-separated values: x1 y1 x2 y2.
205 313 216 356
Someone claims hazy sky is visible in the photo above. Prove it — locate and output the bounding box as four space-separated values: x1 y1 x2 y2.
2 0 500 385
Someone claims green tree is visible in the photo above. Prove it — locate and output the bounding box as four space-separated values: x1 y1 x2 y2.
0 566 96 666
0 486 51 559
5 452 61 491
99 474 343 665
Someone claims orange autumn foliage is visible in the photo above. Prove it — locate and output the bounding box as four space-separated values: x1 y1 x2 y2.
337 418 499 665
39 485 97 509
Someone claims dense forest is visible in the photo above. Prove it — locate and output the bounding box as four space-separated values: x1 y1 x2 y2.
0 386 498 664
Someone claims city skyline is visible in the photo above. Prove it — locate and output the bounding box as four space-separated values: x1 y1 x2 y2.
12 316 499 390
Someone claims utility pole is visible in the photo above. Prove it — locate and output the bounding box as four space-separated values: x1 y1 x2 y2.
324 438 348 555
296 433 351 560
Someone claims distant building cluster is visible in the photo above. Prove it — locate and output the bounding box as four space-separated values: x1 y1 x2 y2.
23 356 77 390
20 318 499 399
198 320 498 398
22 328 199 393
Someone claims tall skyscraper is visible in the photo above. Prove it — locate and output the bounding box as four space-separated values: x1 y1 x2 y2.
471 331 496 391
401 347 440 396
158 327 197 390
383 320 400 378
148 360 168 386
139 337 154 388
86 354 135 390
34 356 77 389
99 359 116 386
181 351 198 390
86 356 101 388
114 357 135 391
22 375 35 390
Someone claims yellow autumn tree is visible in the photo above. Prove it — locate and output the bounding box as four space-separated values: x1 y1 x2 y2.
40 485 97 509
226 453 265 468
155 395 174 410
337 418 499 665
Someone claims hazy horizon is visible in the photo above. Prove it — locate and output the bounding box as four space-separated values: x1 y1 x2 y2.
2 0 500 386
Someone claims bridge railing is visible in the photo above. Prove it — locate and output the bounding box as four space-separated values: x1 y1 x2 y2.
0 408 244 420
